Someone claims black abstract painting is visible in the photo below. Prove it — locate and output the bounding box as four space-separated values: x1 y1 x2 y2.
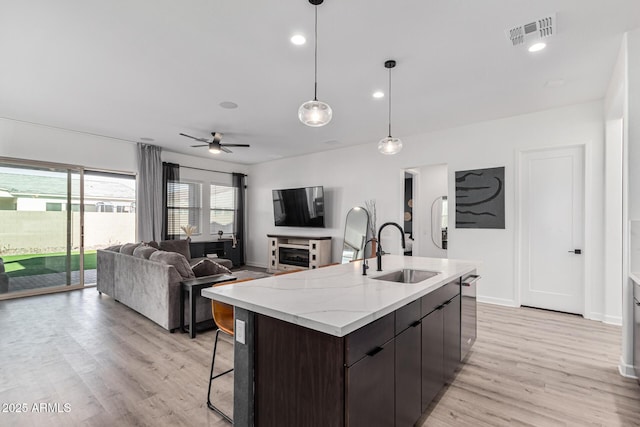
455 167 505 229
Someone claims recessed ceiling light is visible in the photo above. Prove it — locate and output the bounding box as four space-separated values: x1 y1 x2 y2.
219 101 238 109
140 137 154 142
545 79 566 88
373 91 384 99
528 42 546 53
290 34 306 45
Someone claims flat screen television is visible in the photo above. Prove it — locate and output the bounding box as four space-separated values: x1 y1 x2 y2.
273 186 325 227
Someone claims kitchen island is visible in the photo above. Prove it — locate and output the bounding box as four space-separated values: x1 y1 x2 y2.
202 255 478 427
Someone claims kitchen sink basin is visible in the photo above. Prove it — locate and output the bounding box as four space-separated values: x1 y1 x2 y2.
371 269 440 284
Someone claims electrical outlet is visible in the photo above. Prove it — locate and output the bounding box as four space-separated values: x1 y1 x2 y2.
236 319 245 344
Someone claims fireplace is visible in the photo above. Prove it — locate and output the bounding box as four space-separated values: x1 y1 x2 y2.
278 247 310 268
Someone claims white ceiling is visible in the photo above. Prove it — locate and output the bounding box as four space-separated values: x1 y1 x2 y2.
1 0 639 165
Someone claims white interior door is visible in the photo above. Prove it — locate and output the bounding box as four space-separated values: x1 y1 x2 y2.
520 145 585 314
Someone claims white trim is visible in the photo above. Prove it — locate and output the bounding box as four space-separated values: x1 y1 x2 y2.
515 143 588 316
477 296 518 307
619 355 637 379
604 315 623 326
586 311 603 321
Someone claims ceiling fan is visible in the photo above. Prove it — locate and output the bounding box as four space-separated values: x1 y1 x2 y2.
179 131 250 154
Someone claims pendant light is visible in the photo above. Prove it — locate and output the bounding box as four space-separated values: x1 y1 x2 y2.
298 0 332 127
378 60 403 155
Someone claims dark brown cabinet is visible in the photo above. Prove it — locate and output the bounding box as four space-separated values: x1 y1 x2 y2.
421 307 444 410
253 277 467 427
443 294 461 383
395 322 422 427
346 339 395 427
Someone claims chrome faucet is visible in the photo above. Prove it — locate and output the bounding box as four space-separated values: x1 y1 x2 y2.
377 222 406 271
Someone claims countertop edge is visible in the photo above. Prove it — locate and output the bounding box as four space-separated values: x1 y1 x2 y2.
630 272 640 284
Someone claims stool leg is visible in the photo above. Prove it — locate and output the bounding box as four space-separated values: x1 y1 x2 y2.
206 329 233 423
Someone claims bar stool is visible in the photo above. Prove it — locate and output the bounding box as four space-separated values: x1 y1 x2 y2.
206 277 254 423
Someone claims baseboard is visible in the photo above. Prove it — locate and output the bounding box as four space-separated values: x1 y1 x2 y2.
476 296 518 307
244 260 268 269
585 312 603 322
604 314 623 326
618 355 637 379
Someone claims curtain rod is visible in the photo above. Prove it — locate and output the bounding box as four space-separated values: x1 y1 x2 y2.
172 164 247 177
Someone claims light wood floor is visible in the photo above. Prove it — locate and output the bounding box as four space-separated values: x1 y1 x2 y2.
0 290 639 426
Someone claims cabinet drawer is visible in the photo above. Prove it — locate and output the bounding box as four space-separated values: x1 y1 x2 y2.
345 312 394 366
395 300 421 335
421 279 460 317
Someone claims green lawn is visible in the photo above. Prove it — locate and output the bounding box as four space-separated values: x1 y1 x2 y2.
2 251 97 277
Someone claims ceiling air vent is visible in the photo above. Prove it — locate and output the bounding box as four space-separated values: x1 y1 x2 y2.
505 13 556 47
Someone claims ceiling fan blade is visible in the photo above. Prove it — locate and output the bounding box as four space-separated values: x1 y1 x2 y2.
190 144 209 148
180 133 210 143
221 144 251 148
220 146 233 154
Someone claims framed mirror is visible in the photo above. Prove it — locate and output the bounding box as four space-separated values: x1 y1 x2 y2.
431 196 448 250
341 207 370 263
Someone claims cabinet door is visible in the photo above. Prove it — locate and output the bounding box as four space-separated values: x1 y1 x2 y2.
346 339 394 427
443 294 461 384
421 308 444 411
395 322 422 427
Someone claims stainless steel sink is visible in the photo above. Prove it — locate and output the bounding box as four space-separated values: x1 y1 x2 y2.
371 269 440 284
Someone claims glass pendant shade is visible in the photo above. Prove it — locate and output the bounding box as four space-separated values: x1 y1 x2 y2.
378 136 403 155
298 100 332 127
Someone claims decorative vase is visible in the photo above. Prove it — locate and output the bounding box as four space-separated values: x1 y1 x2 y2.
370 238 377 259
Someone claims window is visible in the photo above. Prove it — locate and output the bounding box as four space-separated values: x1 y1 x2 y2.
167 181 202 236
210 184 236 235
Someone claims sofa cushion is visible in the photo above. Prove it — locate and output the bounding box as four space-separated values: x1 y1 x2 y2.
159 239 191 260
149 251 195 279
104 244 122 252
191 258 232 277
145 240 160 249
120 242 142 255
133 245 158 259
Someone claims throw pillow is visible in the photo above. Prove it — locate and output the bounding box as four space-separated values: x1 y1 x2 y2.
104 245 122 252
145 240 160 249
191 258 232 278
120 242 142 256
149 251 195 279
159 239 191 260
133 245 158 259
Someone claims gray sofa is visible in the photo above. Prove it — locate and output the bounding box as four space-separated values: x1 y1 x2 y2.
96 241 233 332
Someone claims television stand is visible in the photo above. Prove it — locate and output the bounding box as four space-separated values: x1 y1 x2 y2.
267 235 332 273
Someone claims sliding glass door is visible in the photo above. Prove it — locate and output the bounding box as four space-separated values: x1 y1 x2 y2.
0 162 83 297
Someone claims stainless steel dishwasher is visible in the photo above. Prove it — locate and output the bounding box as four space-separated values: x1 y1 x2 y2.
461 273 480 361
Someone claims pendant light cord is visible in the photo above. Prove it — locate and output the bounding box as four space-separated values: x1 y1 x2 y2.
313 5 318 101
388 66 392 137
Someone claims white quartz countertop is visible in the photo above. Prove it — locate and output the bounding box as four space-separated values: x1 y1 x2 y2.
202 255 478 337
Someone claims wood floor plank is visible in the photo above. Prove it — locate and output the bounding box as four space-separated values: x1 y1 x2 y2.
1 289 640 426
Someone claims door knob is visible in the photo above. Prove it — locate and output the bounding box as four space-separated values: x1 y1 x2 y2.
568 249 582 254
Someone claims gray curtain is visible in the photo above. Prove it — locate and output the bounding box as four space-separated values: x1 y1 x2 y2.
162 162 180 240
232 173 246 265
136 143 163 242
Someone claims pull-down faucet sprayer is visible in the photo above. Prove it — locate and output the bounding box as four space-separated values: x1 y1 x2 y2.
376 222 406 271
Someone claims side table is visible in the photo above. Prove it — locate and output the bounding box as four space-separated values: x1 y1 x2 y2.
180 274 237 339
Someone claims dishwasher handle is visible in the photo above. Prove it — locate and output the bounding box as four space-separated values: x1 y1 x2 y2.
462 274 481 287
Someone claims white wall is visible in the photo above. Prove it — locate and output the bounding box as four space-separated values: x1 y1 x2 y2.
0 118 137 173
247 101 605 317
413 164 447 258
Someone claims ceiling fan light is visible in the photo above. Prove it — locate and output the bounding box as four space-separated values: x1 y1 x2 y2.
209 144 221 154
298 100 332 127
378 136 403 155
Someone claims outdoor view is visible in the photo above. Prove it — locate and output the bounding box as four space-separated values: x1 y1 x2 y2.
0 164 135 296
